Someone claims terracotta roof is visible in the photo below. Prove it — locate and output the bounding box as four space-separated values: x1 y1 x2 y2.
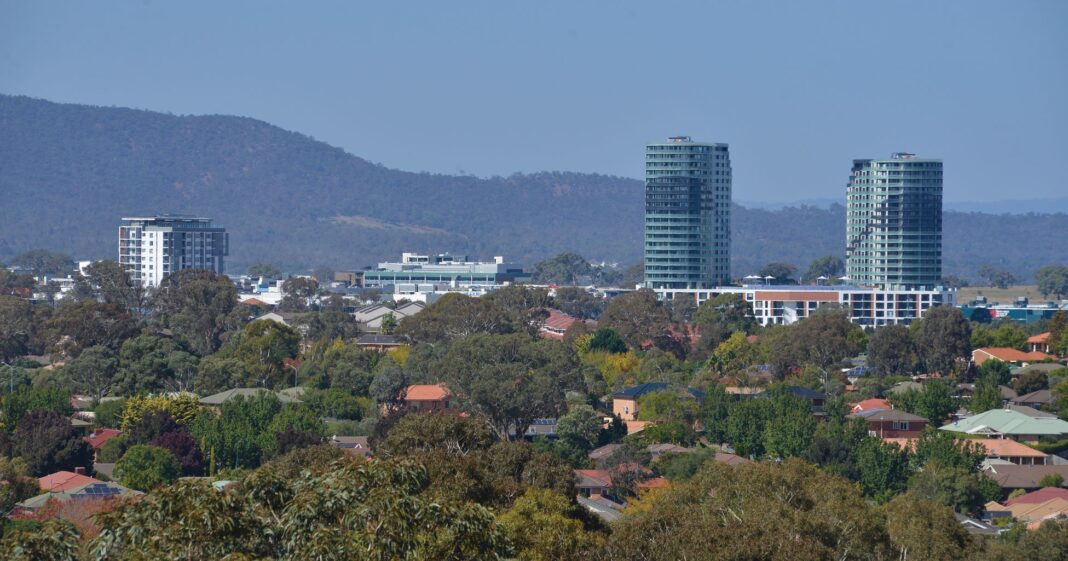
714 452 752 466
973 438 1048 458
542 309 578 332
624 420 651 434
1004 486 1068 507
85 428 122 449
1027 332 1051 344
404 384 451 401
637 476 670 490
1007 497 1068 523
883 437 917 451
575 469 613 488
973 347 1055 363
39 471 100 492
240 298 270 307
852 399 892 413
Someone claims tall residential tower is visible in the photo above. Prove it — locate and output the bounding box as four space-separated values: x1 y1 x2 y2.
643 136 731 289
118 215 229 287
846 153 942 290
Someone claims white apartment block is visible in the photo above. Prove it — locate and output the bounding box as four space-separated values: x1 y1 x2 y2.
118 216 229 287
655 284 955 327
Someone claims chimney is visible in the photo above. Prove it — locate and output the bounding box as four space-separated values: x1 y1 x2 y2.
74 466 85 475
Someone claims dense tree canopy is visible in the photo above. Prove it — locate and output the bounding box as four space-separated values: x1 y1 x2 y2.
151 269 243 356
437 333 583 440
912 306 971 376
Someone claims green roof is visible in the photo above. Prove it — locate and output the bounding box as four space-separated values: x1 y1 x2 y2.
939 409 1068 436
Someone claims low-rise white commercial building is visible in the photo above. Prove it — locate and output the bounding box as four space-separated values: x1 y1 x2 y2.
655 284 955 326
363 252 529 288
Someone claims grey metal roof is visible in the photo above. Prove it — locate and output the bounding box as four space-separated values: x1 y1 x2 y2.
199 388 303 405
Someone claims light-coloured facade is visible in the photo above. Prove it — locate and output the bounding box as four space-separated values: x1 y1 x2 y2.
644 136 731 289
655 284 955 326
362 253 528 288
118 216 228 287
846 153 943 290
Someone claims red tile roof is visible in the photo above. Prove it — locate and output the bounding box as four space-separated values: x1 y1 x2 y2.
1004 486 1068 507
1027 332 1051 344
404 384 451 401
575 469 614 488
542 309 578 332
888 437 1049 459
851 398 891 413
84 428 122 449
39 471 101 492
973 347 1054 363
637 476 670 490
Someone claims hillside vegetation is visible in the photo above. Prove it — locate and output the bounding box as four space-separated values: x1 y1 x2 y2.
1 94 1064 279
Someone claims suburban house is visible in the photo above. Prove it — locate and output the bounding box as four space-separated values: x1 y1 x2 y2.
887 437 1049 466
713 451 752 466
575 469 614 497
253 312 314 340
851 398 892 414
849 409 928 438
984 487 1068 528
611 383 704 421
588 443 622 462
403 384 453 412
355 334 405 352
1011 389 1055 409
785 386 826 411
352 302 425 334
1003 487 1068 508
972 347 1054 367
14 473 140 517
199 388 303 408
1027 332 1052 354
84 428 122 453
39 470 99 492
953 513 1002 536
328 435 372 458
647 443 690 460
940 409 1068 442
538 309 581 341
637 477 670 491
974 439 1050 465
1007 405 1057 419
982 464 1068 492
577 494 624 522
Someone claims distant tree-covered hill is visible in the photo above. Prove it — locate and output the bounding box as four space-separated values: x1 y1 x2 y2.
1 94 1064 281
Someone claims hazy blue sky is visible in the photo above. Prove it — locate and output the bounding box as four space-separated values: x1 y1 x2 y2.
2 1 1065 203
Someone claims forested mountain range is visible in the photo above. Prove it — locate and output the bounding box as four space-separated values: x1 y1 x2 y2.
1 94 1064 280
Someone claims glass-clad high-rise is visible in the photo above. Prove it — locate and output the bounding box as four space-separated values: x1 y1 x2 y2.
643 136 731 289
846 153 942 290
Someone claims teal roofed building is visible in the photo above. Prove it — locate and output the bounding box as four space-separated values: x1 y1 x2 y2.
939 409 1068 443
